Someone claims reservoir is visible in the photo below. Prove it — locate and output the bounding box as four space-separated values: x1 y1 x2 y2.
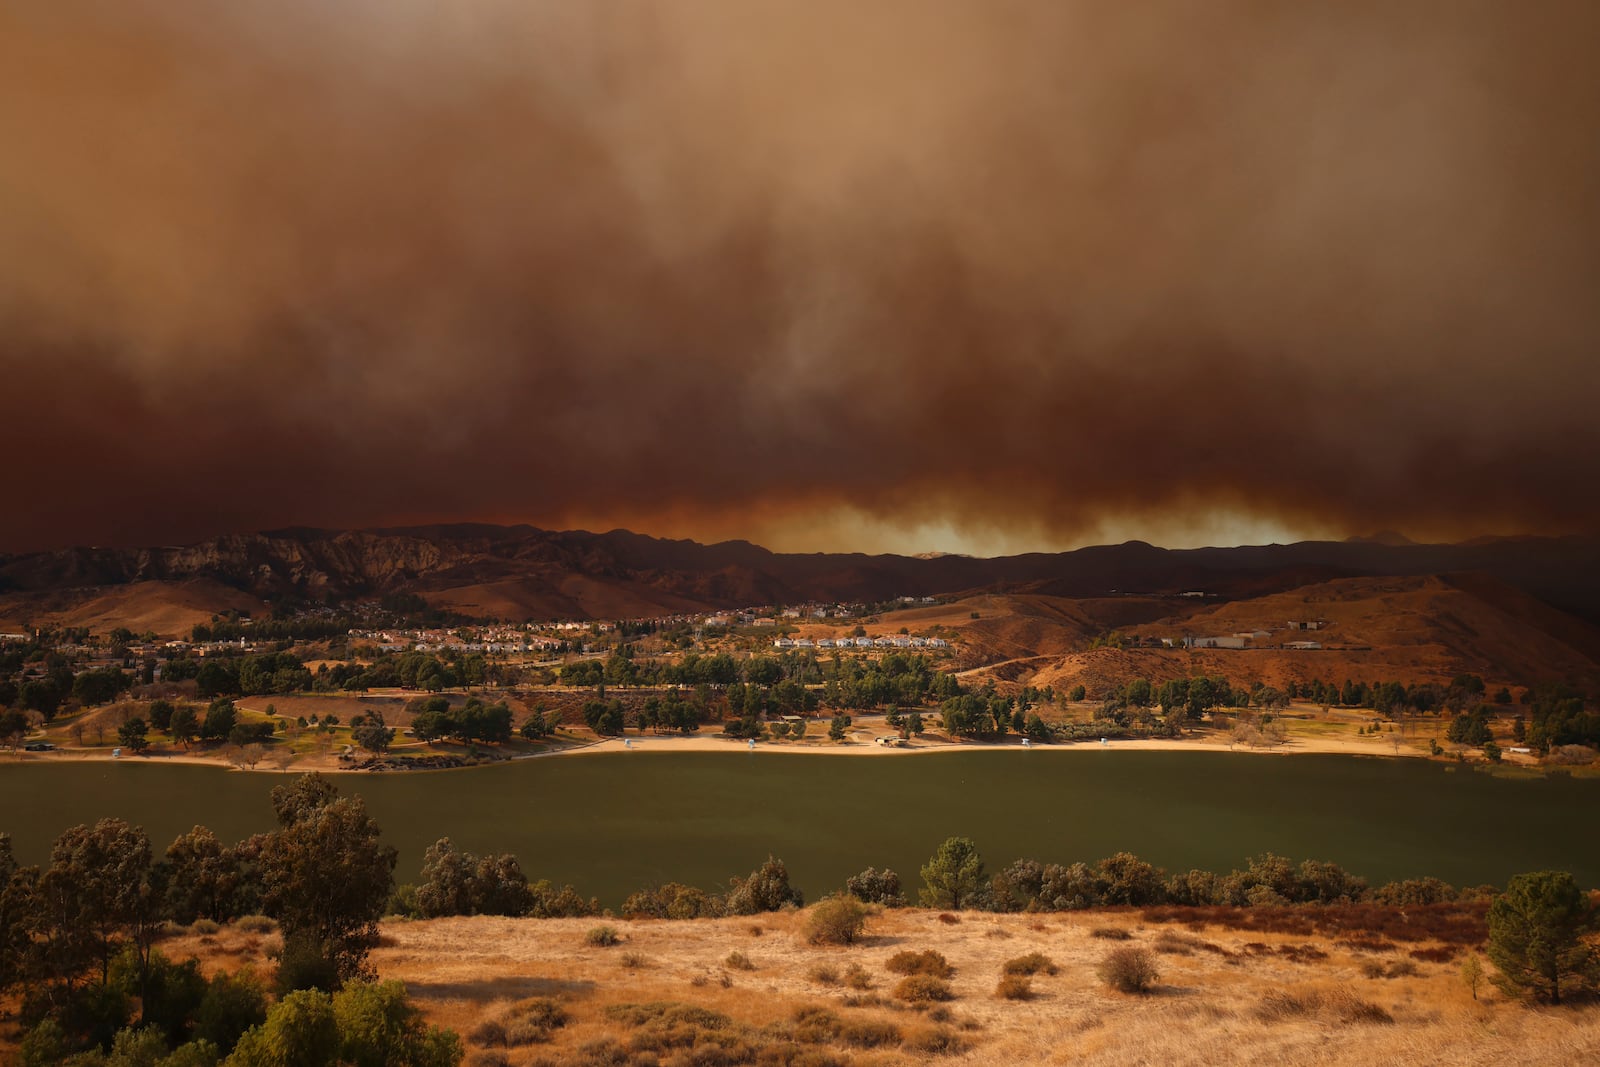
2 751 1594 906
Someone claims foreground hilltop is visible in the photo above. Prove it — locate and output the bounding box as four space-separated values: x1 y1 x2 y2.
107 906 1600 1067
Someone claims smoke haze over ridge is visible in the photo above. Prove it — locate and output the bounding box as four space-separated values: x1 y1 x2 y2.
2 2 1598 554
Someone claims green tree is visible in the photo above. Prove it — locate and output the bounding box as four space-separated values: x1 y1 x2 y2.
37 818 157 991
169 706 199 748
19 679 63 722
726 856 804 914
195 968 268 1054
333 980 462 1067
828 714 851 741
0 708 28 753
352 720 393 755
0 834 36 996
200 699 238 743
415 839 477 918
164 826 243 925
117 718 150 755
919 836 987 910
228 988 340 1066
257 775 397 987
1486 870 1598 1004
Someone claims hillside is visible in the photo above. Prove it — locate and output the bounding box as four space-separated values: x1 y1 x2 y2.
3 525 1600 629
878 575 1600 693
41 907 1595 1067
2 529 1600 693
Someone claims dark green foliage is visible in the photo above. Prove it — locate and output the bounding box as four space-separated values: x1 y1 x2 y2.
117 718 149 754
146 700 175 731
332 979 463 1067
72 669 128 707
415 839 538 918
1372 877 1457 906
194 969 268 1054
164 827 245 925
20 679 64 721
413 698 514 744
919 837 987 910
1447 710 1493 747
199 700 238 743
1486 870 1599 1004
168 706 200 747
37 818 158 992
726 856 804 914
524 880 599 919
844 867 906 907
257 775 396 986
110 947 206 1048
621 882 723 920
228 988 340 1066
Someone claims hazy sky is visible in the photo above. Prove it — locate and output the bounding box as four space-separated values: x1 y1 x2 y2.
2 2 1598 556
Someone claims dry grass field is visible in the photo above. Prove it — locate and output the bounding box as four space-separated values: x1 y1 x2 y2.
72 906 1599 1067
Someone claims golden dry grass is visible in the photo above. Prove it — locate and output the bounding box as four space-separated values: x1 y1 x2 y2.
96 907 1596 1066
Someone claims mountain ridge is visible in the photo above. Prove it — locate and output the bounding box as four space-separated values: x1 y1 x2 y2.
2 525 1599 626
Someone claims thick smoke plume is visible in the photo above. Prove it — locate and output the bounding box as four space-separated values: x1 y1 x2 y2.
2 2 1598 553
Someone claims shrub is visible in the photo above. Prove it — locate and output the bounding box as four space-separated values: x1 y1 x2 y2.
806 895 869 946
726 856 805 914
1002 952 1058 976
235 914 278 934
807 964 839 985
790 1006 842 1044
621 952 649 969
273 935 340 995
844 964 873 990
995 975 1034 1000
845 867 907 907
894 975 955 1003
586 925 620 947
470 1019 508 1047
902 1023 966 1054
838 1018 902 1049
1255 989 1322 1021
1090 926 1132 940
1097 947 1159 994
501 998 566 1045
193 919 221 935
195 969 268 1054
724 950 756 971
886 950 953 978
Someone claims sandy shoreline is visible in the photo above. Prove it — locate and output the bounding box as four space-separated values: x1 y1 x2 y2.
6 729 1423 773
546 732 1415 760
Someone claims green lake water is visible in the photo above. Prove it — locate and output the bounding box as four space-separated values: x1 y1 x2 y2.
2 751 1596 906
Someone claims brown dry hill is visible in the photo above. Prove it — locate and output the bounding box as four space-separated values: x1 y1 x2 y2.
5 525 1600 624
908 576 1600 694
0 578 264 636
32 907 1595 1067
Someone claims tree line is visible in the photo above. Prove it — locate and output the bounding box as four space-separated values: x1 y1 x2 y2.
0 774 466 1064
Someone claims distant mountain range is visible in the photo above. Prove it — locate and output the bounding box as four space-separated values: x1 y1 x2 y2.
2 525 1598 626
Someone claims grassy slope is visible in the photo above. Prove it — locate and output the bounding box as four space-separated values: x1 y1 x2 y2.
13 907 1592 1066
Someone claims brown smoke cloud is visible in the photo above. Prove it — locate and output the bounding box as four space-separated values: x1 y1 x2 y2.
2 2 1598 554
